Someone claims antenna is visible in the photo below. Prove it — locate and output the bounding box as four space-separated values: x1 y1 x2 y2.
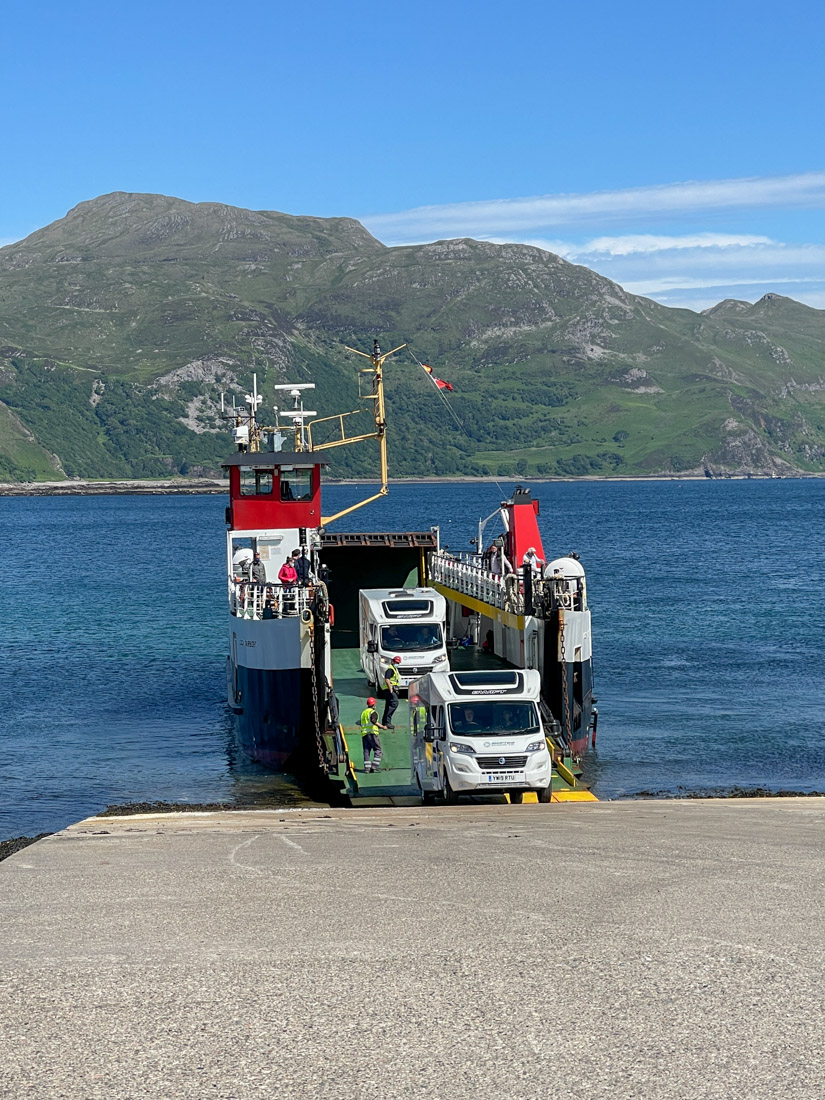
270 383 317 449
245 374 263 418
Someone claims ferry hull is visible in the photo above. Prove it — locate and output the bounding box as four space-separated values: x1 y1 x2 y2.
231 664 316 770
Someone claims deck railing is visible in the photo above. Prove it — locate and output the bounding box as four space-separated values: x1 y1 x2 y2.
229 581 314 620
431 552 586 615
430 552 524 613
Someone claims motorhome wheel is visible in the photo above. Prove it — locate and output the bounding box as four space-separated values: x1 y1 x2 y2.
442 771 458 804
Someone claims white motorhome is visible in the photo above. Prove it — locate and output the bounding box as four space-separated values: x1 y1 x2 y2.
410 668 552 803
359 587 448 690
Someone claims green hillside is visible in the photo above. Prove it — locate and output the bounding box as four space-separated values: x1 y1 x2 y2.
1 191 824 481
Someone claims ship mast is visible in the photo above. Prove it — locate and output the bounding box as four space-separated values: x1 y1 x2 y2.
223 341 404 525
307 339 405 526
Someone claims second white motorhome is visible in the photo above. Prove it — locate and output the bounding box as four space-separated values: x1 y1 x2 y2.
359 587 448 690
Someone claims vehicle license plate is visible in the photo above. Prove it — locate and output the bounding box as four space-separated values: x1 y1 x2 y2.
482 772 522 784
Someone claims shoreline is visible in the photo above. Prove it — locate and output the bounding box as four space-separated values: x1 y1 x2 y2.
3 470 825 496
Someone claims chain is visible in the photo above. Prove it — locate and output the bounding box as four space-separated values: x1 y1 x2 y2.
308 616 327 776
559 612 572 750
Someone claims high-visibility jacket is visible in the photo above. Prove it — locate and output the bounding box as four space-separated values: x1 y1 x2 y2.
360 708 380 735
384 664 401 691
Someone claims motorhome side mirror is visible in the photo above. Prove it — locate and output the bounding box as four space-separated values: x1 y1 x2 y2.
367 641 378 654
423 726 438 743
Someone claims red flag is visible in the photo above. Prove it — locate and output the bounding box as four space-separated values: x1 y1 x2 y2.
421 363 454 392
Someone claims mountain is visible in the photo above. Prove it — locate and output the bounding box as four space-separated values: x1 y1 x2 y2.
1 191 824 482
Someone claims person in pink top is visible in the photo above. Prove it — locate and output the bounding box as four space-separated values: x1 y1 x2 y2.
278 556 299 613
278 558 298 584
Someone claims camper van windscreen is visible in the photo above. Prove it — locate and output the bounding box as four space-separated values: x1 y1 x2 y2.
381 624 443 653
448 702 540 737
383 600 432 616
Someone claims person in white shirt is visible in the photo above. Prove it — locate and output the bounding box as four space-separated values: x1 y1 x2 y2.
522 547 542 574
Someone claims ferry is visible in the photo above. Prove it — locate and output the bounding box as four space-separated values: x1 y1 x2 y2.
222 342 597 800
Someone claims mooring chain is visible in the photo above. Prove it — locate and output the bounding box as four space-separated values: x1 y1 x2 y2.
559 612 572 749
308 616 327 775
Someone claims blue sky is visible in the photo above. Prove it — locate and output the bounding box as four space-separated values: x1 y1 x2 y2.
3 0 825 311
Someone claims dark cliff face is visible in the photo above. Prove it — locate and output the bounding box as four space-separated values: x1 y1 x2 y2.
1 192 825 482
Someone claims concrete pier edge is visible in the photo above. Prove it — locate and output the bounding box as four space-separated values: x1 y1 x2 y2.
3 797 824 1099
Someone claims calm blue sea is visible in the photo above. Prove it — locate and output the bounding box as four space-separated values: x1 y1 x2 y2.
2 479 824 839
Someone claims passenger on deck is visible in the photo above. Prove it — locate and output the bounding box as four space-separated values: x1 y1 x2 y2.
488 538 504 575
249 552 267 585
278 557 298 585
522 547 543 575
291 548 312 585
278 556 298 613
481 630 494 655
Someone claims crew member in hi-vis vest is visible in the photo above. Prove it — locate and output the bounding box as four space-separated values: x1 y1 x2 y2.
382 656 402 727
360 697 386 773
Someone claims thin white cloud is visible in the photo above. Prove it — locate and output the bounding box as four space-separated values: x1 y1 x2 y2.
363 171 825 241
560 240 825 310
591 242 825 276
563 233 774 257
481 232 825 310
621 275 823 294
490 233 777 259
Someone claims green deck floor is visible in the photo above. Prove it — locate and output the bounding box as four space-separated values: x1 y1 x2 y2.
331 648 418 801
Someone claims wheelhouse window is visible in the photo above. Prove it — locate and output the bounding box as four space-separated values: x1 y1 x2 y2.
239 468 274 496
280 468 313 501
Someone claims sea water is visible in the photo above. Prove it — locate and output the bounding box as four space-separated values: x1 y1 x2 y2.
2 479 824 839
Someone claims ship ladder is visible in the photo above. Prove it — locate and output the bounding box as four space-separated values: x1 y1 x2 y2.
559 613 573 756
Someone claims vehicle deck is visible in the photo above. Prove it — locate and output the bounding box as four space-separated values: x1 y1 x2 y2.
329 646 593 805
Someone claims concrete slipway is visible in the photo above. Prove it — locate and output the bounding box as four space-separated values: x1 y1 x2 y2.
1 798 824 1100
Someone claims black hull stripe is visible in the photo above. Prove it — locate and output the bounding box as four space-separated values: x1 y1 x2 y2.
232 666 317 772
